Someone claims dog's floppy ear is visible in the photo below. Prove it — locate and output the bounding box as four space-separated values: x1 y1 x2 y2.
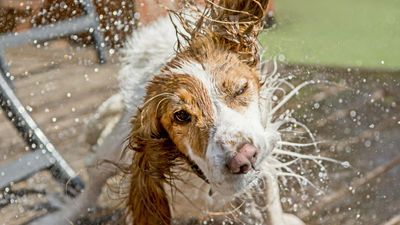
126 80 180 225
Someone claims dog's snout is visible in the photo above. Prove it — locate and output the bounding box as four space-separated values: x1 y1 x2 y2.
227 143 258 174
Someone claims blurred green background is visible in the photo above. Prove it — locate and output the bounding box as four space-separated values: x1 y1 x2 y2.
260 0 400 70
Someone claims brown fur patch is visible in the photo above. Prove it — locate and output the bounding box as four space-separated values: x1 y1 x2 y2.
154 74 214 157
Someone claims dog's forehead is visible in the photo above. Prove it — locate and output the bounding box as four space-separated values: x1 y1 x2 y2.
169 60 213 92
167 57 258 108
167 47 258 86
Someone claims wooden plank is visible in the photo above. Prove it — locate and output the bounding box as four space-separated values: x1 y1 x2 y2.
0 89 115 150
5 42 98 77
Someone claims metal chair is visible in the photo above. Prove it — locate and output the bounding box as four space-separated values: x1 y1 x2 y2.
0 0 107 197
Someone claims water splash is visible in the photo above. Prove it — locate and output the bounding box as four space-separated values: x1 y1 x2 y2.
259 66 349 190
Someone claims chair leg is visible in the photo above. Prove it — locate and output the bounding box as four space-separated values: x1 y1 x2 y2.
0 72 84 197
0 50 14 88
80 0 107 64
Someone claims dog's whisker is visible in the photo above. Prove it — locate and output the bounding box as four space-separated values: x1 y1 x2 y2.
261 56 278 86
273 149 342 165
276 172 318 189
278 141 323 147
277 118 319 151
269 158 301 168
208 200 246 217
276 166 305 191
270 80 315 117
277 78 296 89
277 129 306 135
269 57 279 78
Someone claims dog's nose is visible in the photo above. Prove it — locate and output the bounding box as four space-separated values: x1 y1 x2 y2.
228 143 257 174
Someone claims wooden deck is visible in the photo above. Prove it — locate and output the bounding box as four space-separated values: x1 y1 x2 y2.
0 40 120 224
1 40 118 167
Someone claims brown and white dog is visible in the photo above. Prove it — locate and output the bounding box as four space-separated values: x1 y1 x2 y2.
31 1 306 225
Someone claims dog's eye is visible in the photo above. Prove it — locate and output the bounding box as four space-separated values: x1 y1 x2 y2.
174 110 191 123
234 82 248 97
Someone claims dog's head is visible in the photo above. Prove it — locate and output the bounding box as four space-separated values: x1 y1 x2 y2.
127 1 274 224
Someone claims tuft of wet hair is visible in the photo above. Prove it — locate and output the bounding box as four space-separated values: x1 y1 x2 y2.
171 0 270 67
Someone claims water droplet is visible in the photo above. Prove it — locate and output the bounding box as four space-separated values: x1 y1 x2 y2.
341 161 350 168
350 110 357 117
66 92 71 98
369 124 375 128
364 140 372 147
52 117 57 122
313 102 320 109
